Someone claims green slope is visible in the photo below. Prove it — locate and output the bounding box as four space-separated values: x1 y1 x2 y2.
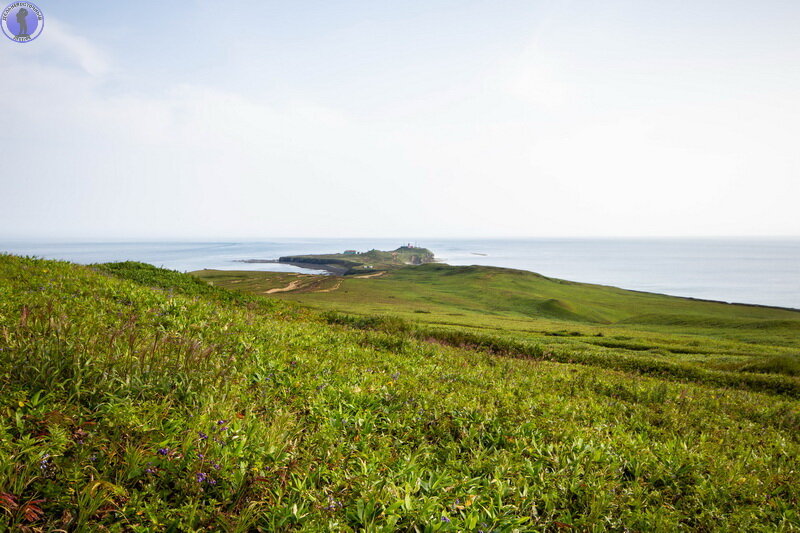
194 263 800 377
287 262 800 325
1 255 799 530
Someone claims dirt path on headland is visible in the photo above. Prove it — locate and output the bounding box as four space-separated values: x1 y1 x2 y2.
353 271 386 279
314 279 343 293
264 272 372 294
265 280 303 294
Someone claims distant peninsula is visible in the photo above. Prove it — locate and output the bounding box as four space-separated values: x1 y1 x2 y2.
237 245 435 275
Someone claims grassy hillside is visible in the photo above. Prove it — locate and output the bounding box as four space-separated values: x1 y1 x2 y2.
1 255 799 530
217 262 800 327
194 264 800 382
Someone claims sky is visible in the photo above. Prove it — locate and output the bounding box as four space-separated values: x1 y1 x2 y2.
1 0 799 240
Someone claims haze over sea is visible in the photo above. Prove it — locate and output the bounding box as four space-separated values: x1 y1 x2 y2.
2 238 798 309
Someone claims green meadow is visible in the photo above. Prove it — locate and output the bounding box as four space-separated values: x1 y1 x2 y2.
195 263 800 387
1 255 799 531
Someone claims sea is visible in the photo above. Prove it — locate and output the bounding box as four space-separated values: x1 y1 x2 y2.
1 238 798 309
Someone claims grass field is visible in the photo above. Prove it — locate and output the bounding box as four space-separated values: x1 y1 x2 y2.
1 255 799 530
194 264 800 384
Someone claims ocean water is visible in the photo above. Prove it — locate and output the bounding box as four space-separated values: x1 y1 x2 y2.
1 238 798 309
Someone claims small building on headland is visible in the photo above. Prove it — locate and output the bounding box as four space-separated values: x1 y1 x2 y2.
343 250 358 255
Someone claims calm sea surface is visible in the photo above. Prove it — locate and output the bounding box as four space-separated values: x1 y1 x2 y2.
2 238 798 309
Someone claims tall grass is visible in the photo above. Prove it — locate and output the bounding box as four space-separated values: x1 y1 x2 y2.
322 311 800 398
0 256 798 531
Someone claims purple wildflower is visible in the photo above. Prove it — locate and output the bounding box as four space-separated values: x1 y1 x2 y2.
216 420 227 426
212 462 221 470
325 496 342 511
157 447 169 456
39 455 56 478
198 431 208 440
196 472 208 483
441 516 451 523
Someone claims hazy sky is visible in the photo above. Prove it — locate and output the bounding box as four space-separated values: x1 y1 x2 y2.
2 1 798 240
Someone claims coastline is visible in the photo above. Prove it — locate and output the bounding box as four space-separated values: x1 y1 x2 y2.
3 239 796 309
234 258 346 275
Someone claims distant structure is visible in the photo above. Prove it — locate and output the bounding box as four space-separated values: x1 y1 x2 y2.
343 250 358 255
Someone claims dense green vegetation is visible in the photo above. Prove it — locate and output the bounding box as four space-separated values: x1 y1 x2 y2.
1 255 799 530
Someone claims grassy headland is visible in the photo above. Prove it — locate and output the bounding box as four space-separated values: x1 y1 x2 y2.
1 254 799 530
240 246 435 276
